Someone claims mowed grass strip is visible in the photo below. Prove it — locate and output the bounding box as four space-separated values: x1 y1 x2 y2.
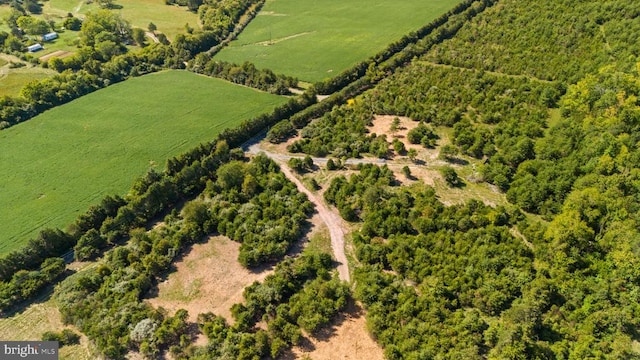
0 70 286 253
216 0 461 83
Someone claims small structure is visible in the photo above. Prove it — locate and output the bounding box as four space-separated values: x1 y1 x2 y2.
27 43 43 52
42 32 58 42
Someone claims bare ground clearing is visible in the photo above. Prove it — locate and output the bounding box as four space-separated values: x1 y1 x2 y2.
369 114 441 161
145 209 328 322
39 50 73 62
285 301 384 360
145 236 272 323
0 299 94 359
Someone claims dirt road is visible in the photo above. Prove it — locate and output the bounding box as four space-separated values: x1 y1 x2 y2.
245 139 351 282
277 163 350 282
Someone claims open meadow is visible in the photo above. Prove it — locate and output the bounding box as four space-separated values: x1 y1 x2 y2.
44 0 200 40
0 56 57 97
0 70 286 253
215 0 460 82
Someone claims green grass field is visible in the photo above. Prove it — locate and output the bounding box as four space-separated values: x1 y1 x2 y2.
0 70 286 254
216 0 460 82
44 0 200 40
0 53 58 97
0 67 57 97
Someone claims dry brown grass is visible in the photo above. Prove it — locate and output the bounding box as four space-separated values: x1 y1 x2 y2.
0 297 96 360
145 236 272 323
286 301 384 360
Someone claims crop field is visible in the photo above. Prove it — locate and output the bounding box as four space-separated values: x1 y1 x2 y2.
215 0 460 82
0 70 286 253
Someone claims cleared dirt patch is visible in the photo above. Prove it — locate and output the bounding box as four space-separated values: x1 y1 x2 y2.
146 236 272 323
369 114 442 161
287 302 384 360
39 50 73 62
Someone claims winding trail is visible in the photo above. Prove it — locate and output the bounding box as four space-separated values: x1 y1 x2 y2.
279 161 351 282
244 138 351 282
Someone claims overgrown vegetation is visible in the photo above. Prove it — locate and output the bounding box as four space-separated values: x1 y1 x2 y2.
191 254 349 359
55 153 338 359
5 0 640 358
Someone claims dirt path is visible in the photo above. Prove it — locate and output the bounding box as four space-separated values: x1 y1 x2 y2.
244 137 350 282
279 161 350 282
145 32 160 44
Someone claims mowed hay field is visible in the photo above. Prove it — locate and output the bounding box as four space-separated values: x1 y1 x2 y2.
0 70 286 253
216 0 460 82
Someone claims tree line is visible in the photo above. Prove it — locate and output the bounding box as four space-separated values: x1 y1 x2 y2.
189 56 297 94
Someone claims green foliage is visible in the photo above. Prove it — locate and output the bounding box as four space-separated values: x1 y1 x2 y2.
207 154 313 267
62 16 82 31
288 104 374 158
132 28 146 47
288 155 313 174
80 10 131 50
425 0 640 83
74 229 106 261
0 257 65 313
508 65 640 216
42 329 80 346
440 166 462 187
324 164 396 223
266 120 296 143
407 123 438 147
190 57 297 95
352 189 532 358
16 15 50 35
193 254 349 359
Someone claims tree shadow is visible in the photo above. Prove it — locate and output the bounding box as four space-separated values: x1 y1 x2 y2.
311 299 364 342
444 157 469 165
281 300 366 359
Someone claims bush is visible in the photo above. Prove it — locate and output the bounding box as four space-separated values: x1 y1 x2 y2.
42 329 80 346
440 166 462 187
63 17 82 31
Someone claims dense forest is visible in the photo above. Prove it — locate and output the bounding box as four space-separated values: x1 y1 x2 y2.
425 0 640 83
279 0 640 358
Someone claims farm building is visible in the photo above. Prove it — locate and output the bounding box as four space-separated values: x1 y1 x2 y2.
27 43 43 52
42 32 58 42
